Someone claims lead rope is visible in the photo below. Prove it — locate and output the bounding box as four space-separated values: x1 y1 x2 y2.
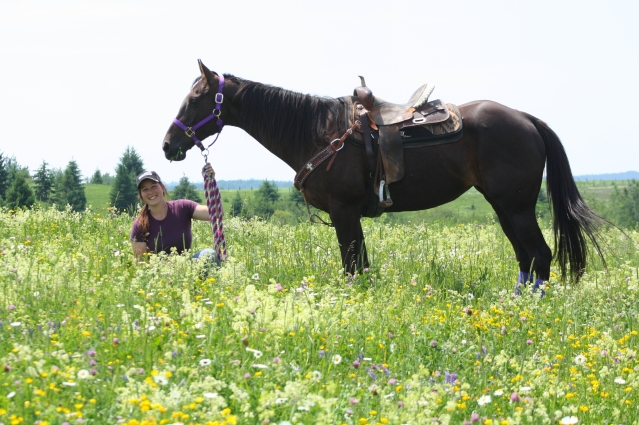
202 162 227 262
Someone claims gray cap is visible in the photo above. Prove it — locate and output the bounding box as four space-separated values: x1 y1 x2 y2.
136 171 162 188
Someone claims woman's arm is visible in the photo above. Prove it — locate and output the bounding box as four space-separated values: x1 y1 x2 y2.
192 204 210 221
131 241 148 261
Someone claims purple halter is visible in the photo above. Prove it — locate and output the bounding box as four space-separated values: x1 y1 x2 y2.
172 74 225 151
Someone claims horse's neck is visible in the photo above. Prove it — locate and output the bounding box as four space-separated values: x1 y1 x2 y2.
228 81 341 173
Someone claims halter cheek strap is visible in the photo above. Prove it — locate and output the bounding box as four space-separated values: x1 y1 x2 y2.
172 74 225 151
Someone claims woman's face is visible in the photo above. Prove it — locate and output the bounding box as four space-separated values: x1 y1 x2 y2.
139 179 166 207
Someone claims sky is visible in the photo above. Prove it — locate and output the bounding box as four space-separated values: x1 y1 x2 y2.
1 0 638 184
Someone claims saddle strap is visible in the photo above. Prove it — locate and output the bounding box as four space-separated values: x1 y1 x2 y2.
359 111 377 175
293 121 361 190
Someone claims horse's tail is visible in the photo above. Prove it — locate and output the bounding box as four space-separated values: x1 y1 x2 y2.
525 114 606 282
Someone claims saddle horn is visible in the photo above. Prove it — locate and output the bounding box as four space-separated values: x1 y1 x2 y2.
358 75 367 87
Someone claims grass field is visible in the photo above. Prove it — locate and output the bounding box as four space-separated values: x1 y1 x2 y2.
1 206 638 424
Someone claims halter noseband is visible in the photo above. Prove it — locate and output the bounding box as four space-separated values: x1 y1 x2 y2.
172 74 225 151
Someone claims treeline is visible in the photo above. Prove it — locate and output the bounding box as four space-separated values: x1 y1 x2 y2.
2 148 639 229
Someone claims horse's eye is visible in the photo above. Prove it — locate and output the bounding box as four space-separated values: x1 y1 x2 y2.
190 96 200 104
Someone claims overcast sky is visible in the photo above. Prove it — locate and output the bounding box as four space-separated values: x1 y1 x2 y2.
1 0 637 183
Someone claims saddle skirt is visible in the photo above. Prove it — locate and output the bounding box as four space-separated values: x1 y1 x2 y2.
339 95 463 185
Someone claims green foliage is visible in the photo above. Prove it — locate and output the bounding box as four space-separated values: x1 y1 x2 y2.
110 147 144 213
53 160 87 212
230 190 245 217
32 161 54 202
171 175 203 203
120 146 145 177
90 168 104 185
253 180 281 218
109 163 139 213
608 180 639 228
4 168 35 209
0 152 9 201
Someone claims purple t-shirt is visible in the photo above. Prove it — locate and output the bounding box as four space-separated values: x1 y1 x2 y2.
130 200 198 255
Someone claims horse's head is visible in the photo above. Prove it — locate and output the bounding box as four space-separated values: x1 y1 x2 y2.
163 60 226 161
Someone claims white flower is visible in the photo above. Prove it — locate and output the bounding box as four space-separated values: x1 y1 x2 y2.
494 389 504 396
153 375 169 386
559 416 578 425
33 291 40 297
251 363 269 369
275 397 288 404
252 273 260 280
147 325 156 331
62 382 77 386
199 359 212 367
10 322 21 327
311 370 322 381
77 369 90 379
246 347 263 358
614 377 626 385
203 392 218 399
574 354 586 365
7 391 16 398
477 395 492 406
519 386 531 392
195 334 206 339
332 354 342 365
468 293 474 300
315 246 321 253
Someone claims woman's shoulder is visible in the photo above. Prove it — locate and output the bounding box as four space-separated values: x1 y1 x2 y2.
168 199 199 212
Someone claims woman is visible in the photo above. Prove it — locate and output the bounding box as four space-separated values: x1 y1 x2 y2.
130 168 219 264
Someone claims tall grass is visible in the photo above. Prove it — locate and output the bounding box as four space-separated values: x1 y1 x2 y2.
0 206 638 424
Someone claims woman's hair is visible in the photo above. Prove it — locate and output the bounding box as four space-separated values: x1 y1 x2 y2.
135 182 169 240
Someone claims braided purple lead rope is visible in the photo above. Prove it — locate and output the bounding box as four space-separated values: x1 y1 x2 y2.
202 164 227 262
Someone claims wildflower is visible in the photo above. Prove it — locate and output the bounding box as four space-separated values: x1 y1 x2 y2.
614 377 626 385
8 304 16 310
559 416 578 425
77 369 90 379
199 359 212 367
510 392 520 402
62 382 77 387
477 395 491 406
494 389 504 396
574 354 586 365
153 375 168 386
349 397 359 405
246 347 263 359
519 386 531 393
251 363 269 369
332 354 343 365
470 412 480 423
430 339 438 348
252 273 260 280
7 391 16 399
10 322 21 327
353 360 361 369
195 334 206 339
311 370 322 381
203 392 218 399
445 371 457 384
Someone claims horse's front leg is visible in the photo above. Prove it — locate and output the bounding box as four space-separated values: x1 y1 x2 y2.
330 203 368 274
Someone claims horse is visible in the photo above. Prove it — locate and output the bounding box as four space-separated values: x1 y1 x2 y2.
162 60 605 287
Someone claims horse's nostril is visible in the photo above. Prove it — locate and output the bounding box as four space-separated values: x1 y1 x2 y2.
162 141 170 152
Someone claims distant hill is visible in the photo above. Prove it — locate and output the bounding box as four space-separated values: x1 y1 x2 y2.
164 179 294 190
574 171 639 181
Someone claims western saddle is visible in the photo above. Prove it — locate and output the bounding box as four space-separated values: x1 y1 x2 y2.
346 76 462 213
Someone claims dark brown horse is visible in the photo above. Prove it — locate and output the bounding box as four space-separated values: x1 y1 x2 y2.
163 61 605 286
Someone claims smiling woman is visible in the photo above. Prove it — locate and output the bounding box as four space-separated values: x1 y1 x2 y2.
130 168 219 265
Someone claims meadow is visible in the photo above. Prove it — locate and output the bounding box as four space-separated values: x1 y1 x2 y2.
1 206 638 425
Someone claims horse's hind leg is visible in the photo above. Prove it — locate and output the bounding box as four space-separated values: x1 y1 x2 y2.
481 191 551 293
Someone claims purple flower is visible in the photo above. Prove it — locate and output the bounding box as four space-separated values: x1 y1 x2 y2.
8 304 15 310
397 400 403 407
510 392 521 402
90 369 97 376
430 340 438 348
388 378 397 385
89 359 97 366
470 412 480 423
349 397 359 405
367 368 377 381
244 373 251 379
87 349 97 357
445 371 457 384
352 360 360 369
318 350 326 358
526 339 532 345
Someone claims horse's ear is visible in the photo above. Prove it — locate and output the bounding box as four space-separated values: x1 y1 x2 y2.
198 59 218 87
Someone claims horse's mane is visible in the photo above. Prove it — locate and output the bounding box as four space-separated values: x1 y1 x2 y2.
227 74 342 149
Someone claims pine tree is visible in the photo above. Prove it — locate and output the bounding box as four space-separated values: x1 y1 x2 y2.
253 180 280 218
109 163 139 213
172 175 202 203
32 161 54 202
0 152 8 201
53 160 86 211
121 146 145 177
109 147 145 213
90 169 104 184
230 191 244 217
5 168 35 209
